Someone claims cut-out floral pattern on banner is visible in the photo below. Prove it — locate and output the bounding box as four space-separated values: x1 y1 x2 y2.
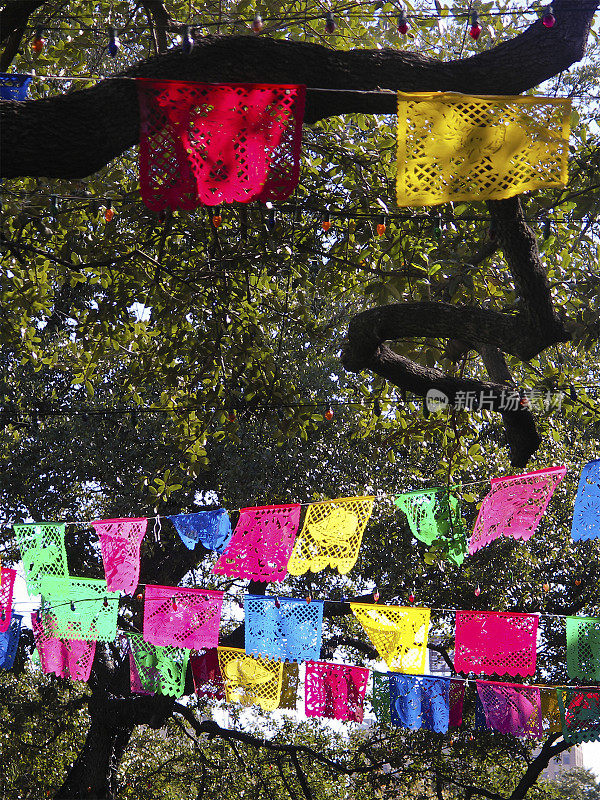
468 466 566 555
389 674 451 733
0 567 16 633
476 680 542 737
137 80 306 210
372 671 392 724
558 688 600 744
191 648 224 700
213 504 301 582
454 610 538 677
0 613 22 670
91 517 147 594
168 509 232 552
245 595 324 663
129 634 190 697
304 661 370 722
396 92 571 207
31 612 96 682
449 678 465 728
566 616 600 682
571 460 600 541
394 489 468 565
143 585 224 650
218 647 284 712
287 497 375 575
40 576 119 641
351 604 430 673
13 522 69 594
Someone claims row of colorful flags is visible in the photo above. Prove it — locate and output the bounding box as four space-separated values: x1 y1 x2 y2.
8 460 600 604
136 81 571 212
2 460 600 744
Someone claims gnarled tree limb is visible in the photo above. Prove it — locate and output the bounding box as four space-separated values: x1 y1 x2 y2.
1 0 597 178
343 197 572 465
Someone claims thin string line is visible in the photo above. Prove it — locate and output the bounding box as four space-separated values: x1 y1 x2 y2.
10 591 594 622
9 74 599 102
6 481 493 528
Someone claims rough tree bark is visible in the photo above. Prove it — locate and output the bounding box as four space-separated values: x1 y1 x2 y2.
2 1 598 797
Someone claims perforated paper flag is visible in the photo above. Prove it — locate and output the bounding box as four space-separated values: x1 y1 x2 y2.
0 568 16 633
287 497 375 576
168 509 232 552
137 80 306 210
572 460 600 541
455 610 538 677
0 613 22 671
91 517 147 594
213 504 301 582
449 678 465 728
396 92 571 207
13 522 68 594
372 671 392 724
40 576 119 641
558 688 600 744
128 641 153 695
143 584 223 650
245 594 323 662
351 603 430 673
394 489 467 565
476 680 541 738
566 616 600 682
129 633 190 697
279 662 299 711
218 647 283 711
31 612 96 682
541 688 562 733
468 466 566 555
304 661 370 722
389 674 450 733
191 648 224 700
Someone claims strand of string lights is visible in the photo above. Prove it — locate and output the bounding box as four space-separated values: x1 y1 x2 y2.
22 2 594 33
4 188 599 229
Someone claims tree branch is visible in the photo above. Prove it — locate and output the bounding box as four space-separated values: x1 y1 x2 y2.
1 0 597 179
343 197 572 466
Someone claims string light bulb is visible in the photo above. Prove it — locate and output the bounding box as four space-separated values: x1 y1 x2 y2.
252 12 264 33
104 205 114 222
228 409 236 422
212 207 222 228
32 26 44 54
107 26 120 57
321 213 331 232
542 5 556 27
397 8 409 34
324 405 334 421
376 215 386 237
475 585 481 596
182 25 194 54
325 11 336 33
468 11 482 40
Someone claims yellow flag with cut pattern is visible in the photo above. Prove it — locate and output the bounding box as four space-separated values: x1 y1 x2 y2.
396 92 571 207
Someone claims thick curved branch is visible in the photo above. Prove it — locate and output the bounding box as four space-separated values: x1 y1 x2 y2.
343 197 571 466
1 0 597 179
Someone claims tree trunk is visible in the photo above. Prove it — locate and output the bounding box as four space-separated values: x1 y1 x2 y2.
55 718 133 800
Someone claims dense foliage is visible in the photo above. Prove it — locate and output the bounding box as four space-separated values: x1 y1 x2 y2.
1 0 600 798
